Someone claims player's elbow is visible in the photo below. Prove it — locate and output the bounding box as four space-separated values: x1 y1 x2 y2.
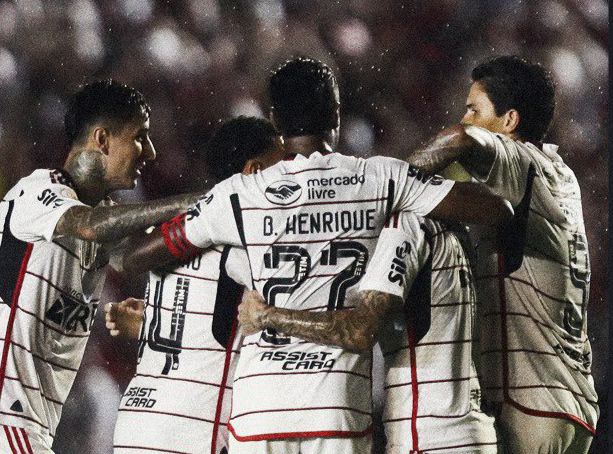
122 249 144 275
344 326 377 353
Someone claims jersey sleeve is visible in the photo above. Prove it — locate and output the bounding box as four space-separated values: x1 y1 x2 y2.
225 247 253 289
183 179 243 249
9 170 87 242
376 157 455 216
358 212 429 299
464 125 532 206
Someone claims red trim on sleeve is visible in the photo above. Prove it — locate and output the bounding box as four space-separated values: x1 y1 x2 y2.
161 214 200 261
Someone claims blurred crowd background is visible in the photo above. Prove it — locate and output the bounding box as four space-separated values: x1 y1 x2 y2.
0 0 607 452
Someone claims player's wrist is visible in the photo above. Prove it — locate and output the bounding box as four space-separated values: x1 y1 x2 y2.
257 305 275 330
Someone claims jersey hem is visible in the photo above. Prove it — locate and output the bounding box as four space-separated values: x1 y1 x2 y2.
228 423 373 441
505 398 596 435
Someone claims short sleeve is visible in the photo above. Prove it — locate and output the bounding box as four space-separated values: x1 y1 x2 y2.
9 169 87 242
359 212 429 299
184 179 243 249
464 125 531 206
225 247 253 289
374 157 455 216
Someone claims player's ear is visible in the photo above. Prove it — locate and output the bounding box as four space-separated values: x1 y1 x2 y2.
93 127 110 155
242 159 263 175
502 109 520 136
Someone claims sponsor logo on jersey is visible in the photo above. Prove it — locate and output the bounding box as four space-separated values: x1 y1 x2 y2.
260 350 336 371
45 294 96 332
388 241 411 285
186 201 202 220
407 165 443 185
306 174 365 200
265 180 302 205
37 188 66 208
123 386 157 408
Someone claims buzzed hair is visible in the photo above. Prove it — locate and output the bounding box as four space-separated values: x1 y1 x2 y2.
269 57 339 137
205 116 278 181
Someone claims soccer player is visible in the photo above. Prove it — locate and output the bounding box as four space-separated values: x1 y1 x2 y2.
0 80 201 453
122 57 512 454
406 56 598 454
238 210 500 454
107 117 284 454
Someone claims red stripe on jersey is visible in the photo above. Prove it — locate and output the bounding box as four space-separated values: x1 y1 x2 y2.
18 429 33 454
10 427 26 454
282 167 336 175
241 196 387 211
132 372 231 389
24 271 99 305
0 243 32 401
233 368 371 382
113 445 192 454
2 425 18 453
385 375 475 390
419 441 499 452
0 337 79 372
408 326 419 453
0 411 50 433
247 234 379 247
496 254 597 436
211 317 238 454
230 405 371 420
228 423 372 441
117 408 217 424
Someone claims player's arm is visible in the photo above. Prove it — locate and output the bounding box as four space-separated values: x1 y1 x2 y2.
427 180 513 227
104 298 145 339
238 290 403 353
54 192 202 243
407 124 495 178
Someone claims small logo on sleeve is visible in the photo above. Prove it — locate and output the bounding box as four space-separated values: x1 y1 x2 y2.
265 180 302 205
388 241 411 285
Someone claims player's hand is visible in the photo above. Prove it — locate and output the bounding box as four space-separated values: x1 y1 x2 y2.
104 298 145 339
238 291 268 336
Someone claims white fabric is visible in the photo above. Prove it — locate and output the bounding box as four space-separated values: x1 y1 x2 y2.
114 246 251 454
183 152 454 439
464 126 598 433
228 433 372 454
0 169 105 446
360 212 498 453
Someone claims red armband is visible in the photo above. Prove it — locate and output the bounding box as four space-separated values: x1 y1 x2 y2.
161 213 201 260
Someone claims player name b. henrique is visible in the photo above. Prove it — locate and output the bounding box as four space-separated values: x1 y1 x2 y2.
263 209 377 236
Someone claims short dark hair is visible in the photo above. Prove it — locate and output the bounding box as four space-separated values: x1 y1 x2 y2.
472 56 555 143
206 116 278 180
64 79 151 147
269 57 339 137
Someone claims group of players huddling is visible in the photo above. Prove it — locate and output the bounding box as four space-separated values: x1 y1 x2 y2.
0 55 598 454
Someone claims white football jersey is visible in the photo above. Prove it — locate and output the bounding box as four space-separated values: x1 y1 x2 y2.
0 169 107 447
465 126 598 433
181 151 454 440
113 246 251 454
359 212 498 453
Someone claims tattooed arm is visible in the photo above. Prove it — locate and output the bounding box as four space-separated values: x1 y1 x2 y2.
407 124 494 177
54 192 202 243
238 290 404 353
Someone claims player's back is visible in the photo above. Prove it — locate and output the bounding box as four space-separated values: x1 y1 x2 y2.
113 246 250 454
465 126 598 433
186 151 454 440
364 213 497 453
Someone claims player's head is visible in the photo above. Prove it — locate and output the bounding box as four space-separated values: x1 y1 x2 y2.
64 79 155 190
205 116 282 181
462 56 555 143
269 57 340 146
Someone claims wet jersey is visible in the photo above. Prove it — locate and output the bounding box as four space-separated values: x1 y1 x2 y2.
180 151 454 440
0 169 107 446
465 126 598 433
113 246 251 454
359 212 498 453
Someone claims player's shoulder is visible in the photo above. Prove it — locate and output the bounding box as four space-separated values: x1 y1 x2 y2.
5 168 76 199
